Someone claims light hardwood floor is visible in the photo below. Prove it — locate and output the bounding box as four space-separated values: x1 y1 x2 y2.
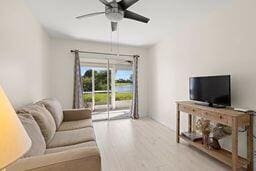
93 118 230 171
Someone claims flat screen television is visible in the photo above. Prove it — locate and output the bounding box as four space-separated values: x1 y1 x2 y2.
189 75 231 107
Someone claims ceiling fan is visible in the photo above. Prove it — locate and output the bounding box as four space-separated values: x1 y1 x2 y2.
76 0 150 32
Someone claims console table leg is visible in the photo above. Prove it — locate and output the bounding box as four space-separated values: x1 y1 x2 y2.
188 114 192 133
176 105 180 143
247 115 253 171
232 119 238 171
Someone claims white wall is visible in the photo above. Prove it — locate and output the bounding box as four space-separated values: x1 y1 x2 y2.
49 38 149 116
148 0 256 158
0 0 50 107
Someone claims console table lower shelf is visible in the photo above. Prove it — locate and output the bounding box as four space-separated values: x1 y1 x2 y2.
180 135 249 168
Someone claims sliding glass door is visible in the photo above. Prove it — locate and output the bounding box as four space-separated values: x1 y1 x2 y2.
81 57 132 121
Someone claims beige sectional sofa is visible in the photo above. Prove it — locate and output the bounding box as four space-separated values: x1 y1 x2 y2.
7 98 101 171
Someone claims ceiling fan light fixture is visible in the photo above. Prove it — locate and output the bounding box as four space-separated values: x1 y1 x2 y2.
106 11 124 22
105 7 124 22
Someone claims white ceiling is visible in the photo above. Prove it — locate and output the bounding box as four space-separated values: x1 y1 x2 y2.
25 0 229 46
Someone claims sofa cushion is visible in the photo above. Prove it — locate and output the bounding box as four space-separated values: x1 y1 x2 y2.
47 127 95 148
18 114 46 157
17 104 56 144
45 141 97 154
37 98 63 129
58 119 93 131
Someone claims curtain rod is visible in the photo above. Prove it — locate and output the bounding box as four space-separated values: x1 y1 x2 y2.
70 50 139 58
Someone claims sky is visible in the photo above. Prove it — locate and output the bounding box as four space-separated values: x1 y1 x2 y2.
116 70 132 80
81 67 132 80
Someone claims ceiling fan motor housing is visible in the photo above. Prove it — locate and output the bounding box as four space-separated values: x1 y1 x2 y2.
105 2 124 22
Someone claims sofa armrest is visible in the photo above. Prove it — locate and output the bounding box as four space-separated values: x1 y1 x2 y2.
7 147 101 171
63 108 91 121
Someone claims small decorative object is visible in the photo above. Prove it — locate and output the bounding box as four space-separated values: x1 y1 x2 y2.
210 123 232 150
209 138 221 150
181 132 202 142
195 118 211 148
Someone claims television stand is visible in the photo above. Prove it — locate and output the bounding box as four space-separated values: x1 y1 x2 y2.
176 101 253 171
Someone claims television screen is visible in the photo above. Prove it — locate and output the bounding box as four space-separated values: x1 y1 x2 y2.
189 75 231 106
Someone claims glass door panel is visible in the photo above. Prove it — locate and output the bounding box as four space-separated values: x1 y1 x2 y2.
81 67 93 109
93 67 111 121
81 65 110 121
108 61 133 119
81 58 132 121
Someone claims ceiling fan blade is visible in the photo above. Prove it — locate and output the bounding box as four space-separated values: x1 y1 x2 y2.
99 0 111 7
124 10 150 23
118 0 140 10
76 12 105 19
111 22 118 32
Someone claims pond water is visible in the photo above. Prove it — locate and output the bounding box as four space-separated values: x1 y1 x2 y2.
116 84 132 92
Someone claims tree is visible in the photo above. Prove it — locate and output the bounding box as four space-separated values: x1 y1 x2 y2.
82 69 111 92
83 77 92 91
129 74 133 83
83 69 92 78
95 70 111 90
82 69 92 92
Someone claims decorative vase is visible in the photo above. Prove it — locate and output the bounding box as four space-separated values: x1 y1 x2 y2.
202 134 210 148
195 118 212 149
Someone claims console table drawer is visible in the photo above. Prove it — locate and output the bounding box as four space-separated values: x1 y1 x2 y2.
179 104 232 126
200 110 231 126
179 105 200 115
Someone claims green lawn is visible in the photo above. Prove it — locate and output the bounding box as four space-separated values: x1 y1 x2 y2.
83 92 132 105
116 92 132 101
115 82 132 86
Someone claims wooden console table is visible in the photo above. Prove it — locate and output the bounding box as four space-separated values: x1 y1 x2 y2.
176 101 253 171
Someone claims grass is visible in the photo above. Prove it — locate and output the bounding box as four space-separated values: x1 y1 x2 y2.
116 92 132 101
115 82 132 86
83 92 132 105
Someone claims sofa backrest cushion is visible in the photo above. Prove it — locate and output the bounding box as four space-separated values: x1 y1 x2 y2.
37 98 63 129
18 114 46 157
17 104 56 144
